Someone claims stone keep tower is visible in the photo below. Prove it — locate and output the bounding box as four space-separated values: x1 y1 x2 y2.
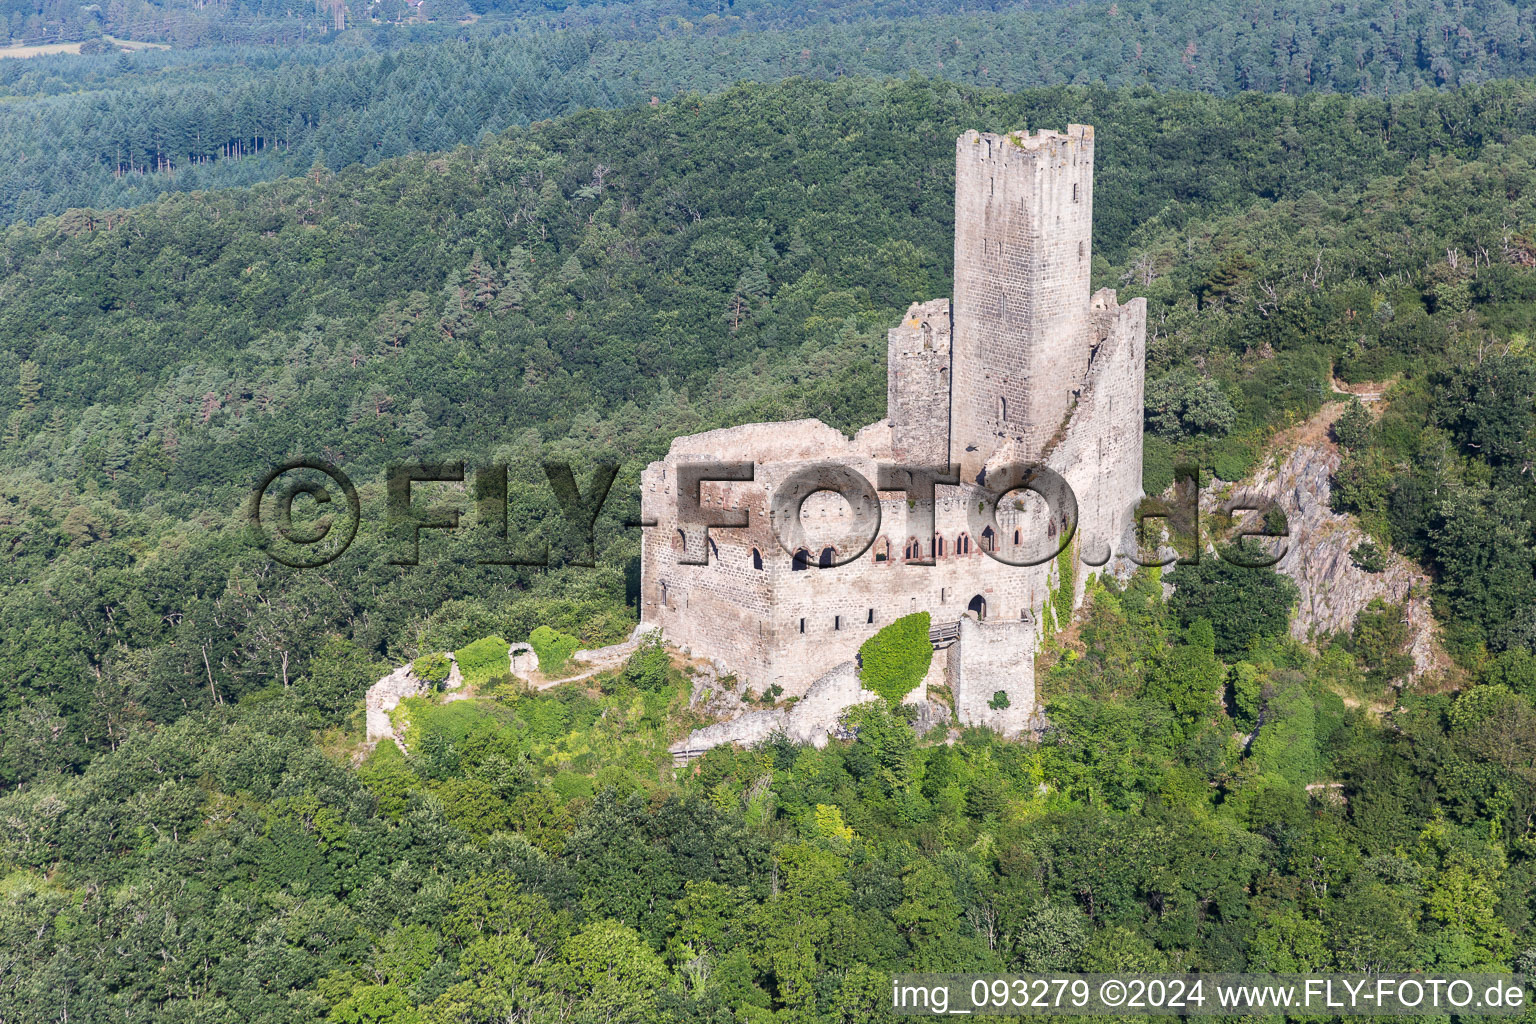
951 126 1095 479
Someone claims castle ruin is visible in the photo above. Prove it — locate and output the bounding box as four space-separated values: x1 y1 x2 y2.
641 125 1146 736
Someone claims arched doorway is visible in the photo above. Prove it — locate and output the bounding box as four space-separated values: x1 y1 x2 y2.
818 546 837 568
967 594 987 621
792 548 810 571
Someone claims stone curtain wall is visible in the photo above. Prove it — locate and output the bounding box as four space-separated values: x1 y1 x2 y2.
888 297 953 466
1040 288 1148 600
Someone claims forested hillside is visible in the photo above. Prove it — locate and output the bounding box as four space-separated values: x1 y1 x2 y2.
1 66 1536 1022
2 0 1535 224
5 72 1536 772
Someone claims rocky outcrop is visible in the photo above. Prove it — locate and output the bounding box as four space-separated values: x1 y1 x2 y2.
1240 436 1441 677
366 664 428 745
670 660 884 761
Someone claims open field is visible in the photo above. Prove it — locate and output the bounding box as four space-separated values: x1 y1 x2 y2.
0 35 169 58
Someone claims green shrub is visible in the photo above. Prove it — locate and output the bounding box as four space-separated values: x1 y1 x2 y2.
454 636 510 687
1349 540 1387 573
1211 433 1260 482
614 633 671 692
1332 399 1373 450
988 690 1011 710
858 612 932 705
1143 436 1176 495
1168 543 1299 659
529 626 581 676
412 652 451 686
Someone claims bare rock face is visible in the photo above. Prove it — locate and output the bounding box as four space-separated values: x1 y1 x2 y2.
365 664 427 745
1244 440 1440 677
670 660 884 760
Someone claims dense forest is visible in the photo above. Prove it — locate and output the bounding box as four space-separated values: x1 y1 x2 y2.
4 75 1536 779
0 0 1535 1015
2 0 1536 224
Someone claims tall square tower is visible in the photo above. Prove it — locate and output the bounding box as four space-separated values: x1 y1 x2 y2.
950 126 1095 479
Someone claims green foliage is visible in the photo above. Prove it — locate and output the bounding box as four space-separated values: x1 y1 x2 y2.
1143 435 1176 495
1145 369 1236 438
1439 354 1536 466
1350 599 1414 687
857 612 932 705
612 633 672 692
1430 484 1536 655
1249 672 1320 787
1481 647 1536 698
413 652 451 687
1229 661 1262 732
1333 399 1374 450
1350 540 1387 574
454 636 511 688
988 690 1010 711
1168 546 1300 659
528 626 580 677
1142 619 1225 739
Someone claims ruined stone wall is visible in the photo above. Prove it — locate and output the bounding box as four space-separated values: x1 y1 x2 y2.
637 305 1144 698
949 615 1038 735
888 298 952 466
366 664 426 744
640 415 1062 695
1039 288 1148 601
952 126 1095 478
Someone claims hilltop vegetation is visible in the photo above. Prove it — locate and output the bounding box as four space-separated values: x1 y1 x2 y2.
3 563 1533 1022
3 0 1536 224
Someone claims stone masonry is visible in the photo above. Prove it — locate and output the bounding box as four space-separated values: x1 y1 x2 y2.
642 126 1146 741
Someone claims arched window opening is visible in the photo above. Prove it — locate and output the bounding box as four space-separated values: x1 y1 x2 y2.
935 536 946 558
904 538 922 562
981 526 996 552
867 609 875 624
792 548 811 571
967 594 987 621
873 537 890 563
751 547 763 570
818 546 837 568
957 533 971 555
999 396 1008 423
1013 528 1021 545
